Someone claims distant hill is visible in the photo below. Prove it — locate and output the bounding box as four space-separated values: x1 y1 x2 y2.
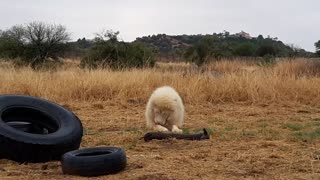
134 31 314 59
66 31 314 59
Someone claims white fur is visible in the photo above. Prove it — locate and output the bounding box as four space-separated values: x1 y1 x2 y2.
145 86 185 133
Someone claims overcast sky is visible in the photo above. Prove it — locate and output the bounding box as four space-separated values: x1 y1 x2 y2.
1 0 319 52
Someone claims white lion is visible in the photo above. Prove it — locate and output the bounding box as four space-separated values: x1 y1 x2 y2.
145 86 185 133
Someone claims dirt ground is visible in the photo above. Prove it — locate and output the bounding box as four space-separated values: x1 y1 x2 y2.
1 100 320 180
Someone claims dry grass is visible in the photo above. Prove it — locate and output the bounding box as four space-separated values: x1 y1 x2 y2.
1 101 320 180
1 58 320 106
1 58 320 179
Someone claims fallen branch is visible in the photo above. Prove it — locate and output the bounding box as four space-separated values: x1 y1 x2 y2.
143 128 210 142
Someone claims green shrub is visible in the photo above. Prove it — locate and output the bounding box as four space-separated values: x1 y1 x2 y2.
184 36 215 66
234 43 255 56
256 44 277 57
315 40 320 57
81 32 155 69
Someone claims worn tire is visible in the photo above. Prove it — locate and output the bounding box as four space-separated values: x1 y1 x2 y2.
0 95 83 163
6 122 34 133
61 147 127 177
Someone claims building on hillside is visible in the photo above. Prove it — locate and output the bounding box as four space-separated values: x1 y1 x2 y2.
233 31 252 39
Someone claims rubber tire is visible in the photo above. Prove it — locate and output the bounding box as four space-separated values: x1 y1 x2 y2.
0 95 83 163
61 147 127 177
6 121 49 134
6 122 34 133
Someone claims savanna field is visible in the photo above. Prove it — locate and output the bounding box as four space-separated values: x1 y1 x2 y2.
1 58 320 179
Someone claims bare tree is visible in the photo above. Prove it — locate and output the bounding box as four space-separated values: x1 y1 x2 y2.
3 25 26 42
23 22 70 67
94 29 119 43
0 22 70 68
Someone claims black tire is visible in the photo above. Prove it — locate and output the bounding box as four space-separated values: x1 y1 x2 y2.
0 95 83 163
6 122 34 133
6 121 50 134
61 147 127 177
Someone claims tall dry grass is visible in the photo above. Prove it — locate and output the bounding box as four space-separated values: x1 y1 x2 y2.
1 58 320 105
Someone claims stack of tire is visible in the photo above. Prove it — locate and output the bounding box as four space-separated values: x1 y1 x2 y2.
0 95 126 176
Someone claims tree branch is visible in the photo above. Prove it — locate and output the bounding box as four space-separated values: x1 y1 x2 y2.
143 128 210 142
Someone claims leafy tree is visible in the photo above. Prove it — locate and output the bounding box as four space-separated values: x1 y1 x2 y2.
64 38 93 58
255 44 277 57
0 25 25 59
76 38 92 48
184 36 215 66
257 35 264 41
81 31 155 69
315 40 320 56
234 43 254 56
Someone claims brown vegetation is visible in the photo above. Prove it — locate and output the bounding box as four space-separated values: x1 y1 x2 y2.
1 58 320 179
